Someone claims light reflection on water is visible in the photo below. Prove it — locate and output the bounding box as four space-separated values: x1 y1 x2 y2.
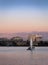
0 47 48 65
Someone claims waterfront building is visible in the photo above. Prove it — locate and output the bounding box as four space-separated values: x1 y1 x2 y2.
28 34 42 46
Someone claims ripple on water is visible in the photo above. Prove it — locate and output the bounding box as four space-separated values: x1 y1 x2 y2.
0 47 48 65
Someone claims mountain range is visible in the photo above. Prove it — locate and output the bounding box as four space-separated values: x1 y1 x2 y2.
0 32 48 41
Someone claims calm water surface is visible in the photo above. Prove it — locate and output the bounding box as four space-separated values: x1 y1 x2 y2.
0 47 48 65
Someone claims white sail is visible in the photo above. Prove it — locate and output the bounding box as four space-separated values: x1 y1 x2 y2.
30 38 33 50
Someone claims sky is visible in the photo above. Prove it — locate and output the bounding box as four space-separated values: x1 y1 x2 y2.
0 0 48 33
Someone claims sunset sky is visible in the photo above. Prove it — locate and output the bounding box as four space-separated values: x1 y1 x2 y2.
0 0 48 33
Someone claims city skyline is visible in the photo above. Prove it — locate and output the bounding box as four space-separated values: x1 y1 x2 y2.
0 0 48 33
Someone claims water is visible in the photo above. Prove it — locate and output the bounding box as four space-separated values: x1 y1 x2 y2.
0 47 48 65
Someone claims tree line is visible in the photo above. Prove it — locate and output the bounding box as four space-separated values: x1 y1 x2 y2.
0 37 48 46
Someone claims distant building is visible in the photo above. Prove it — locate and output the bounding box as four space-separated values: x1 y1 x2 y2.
11 36 23 46
11 36 23 42
28 34 42 46
28 34 42 41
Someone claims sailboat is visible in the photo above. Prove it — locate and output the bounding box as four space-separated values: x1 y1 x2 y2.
27 37 35 50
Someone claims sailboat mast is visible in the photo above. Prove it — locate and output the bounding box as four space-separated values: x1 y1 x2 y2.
30 37 33 50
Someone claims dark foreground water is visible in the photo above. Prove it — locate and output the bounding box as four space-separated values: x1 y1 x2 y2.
0 47 48 65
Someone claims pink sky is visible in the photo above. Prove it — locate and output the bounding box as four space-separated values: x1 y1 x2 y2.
0 15 48 33
0 1 48 33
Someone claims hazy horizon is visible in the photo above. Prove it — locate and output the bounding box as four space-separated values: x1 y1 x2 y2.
0 32 48 41
0 0 48 33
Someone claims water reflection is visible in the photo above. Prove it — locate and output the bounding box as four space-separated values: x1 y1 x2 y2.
0 47 48 65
